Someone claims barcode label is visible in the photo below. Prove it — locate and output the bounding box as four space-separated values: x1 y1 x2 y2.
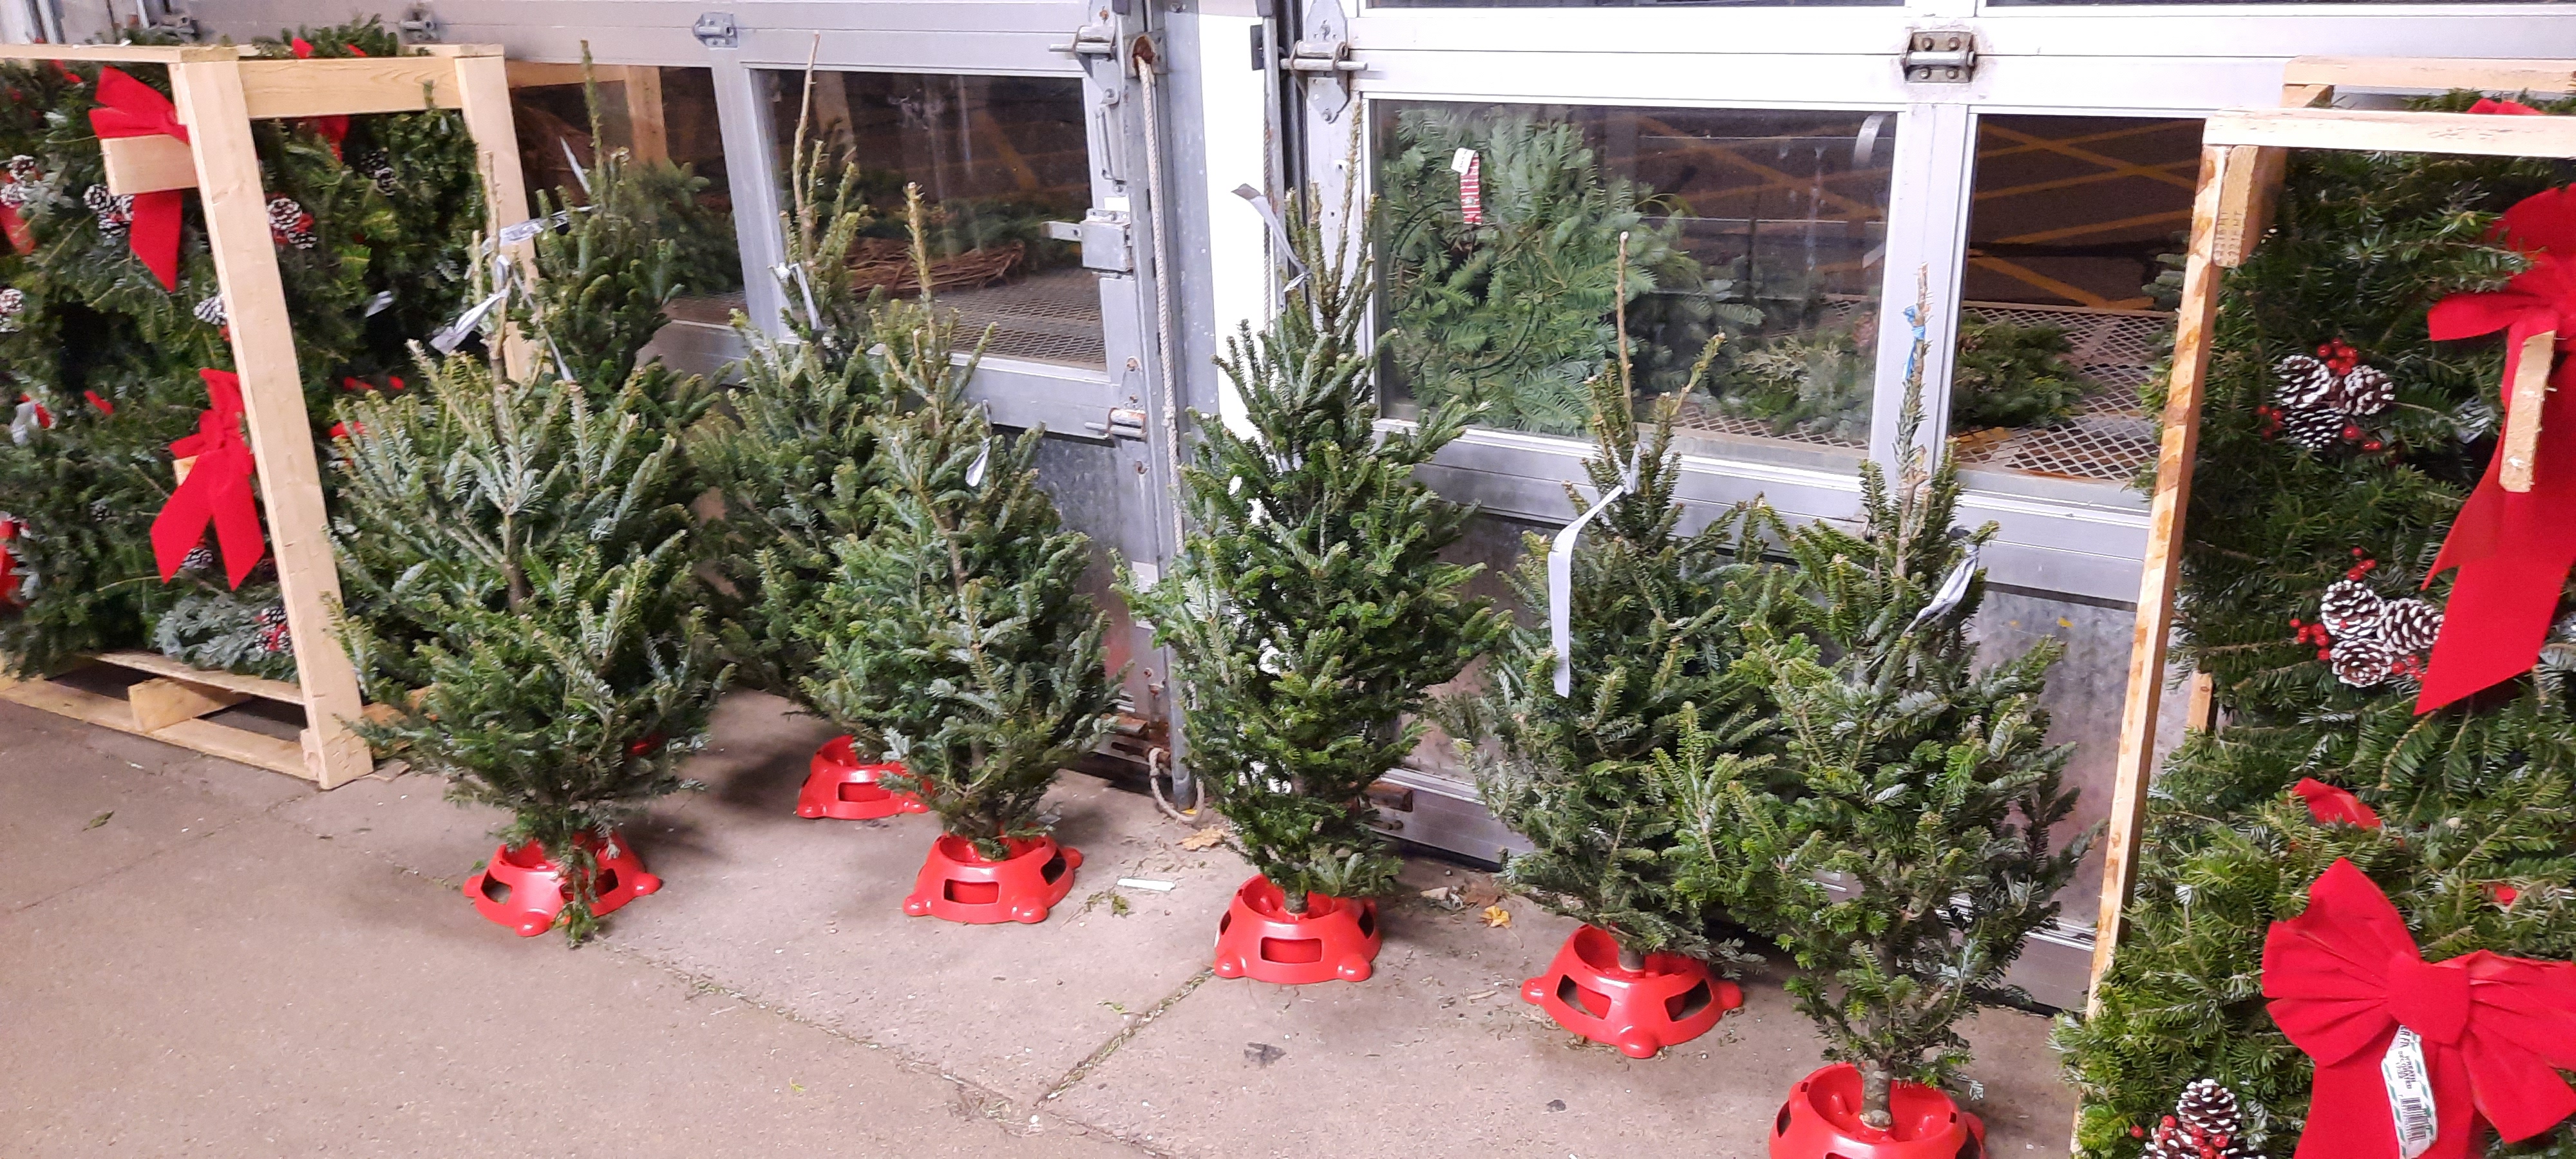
2382 1027 2438 1158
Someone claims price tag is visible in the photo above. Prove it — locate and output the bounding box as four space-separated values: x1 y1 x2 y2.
2382 1026 2438 1159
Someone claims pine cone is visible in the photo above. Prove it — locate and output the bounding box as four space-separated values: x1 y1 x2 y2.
2319 579 2385 637
354 149 398 195
193 294 227 328
2280 406 2347 452
2332 634 2400 687
0 287 22 333
2145 1078 2252 1159
266 197 317 249
178 544 217 574
2338 364 2396 417
2274 354 2339 410
84 184 131 232
2378 598 2442 654
254 603 292 655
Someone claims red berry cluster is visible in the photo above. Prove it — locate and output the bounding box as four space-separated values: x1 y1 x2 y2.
2150 1114 2237 1159
2316 339 2360 374
2289 615 2332 661
2345 548 2378 582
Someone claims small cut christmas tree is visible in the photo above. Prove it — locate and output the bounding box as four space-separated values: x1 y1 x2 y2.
332 191 725 945
794 188 1119 921
1668 282 2088 1132
1129 184 1501 979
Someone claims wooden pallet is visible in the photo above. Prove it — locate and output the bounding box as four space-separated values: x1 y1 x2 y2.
1 652 308 779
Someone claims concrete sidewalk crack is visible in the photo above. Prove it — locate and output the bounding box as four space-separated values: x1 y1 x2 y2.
1039 966 1212 1104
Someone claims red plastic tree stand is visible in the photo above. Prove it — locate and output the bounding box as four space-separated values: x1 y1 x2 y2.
1521 924 1743 1058
1210 875 1382 984
796 735 927 820
902 834 1081 924
464 833 662 938
1769 1062 1986 1159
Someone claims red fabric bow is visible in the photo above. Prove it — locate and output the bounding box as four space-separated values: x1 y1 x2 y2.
151 369 265 589
2264 859 2576 1159
2418 182 2576 711
287 39 363 156
85 67 189 292
0 514 20 606
2470 98 2544 117
2292 778 2382 828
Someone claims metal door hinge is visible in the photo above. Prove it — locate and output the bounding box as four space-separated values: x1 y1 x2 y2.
1902 29 1976 84
1049 24 1117 58
692 12 740 49
1289 8 1361 123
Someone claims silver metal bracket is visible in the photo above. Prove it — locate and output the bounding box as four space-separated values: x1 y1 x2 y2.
1902 28 1976 84
397 4 440 43
1289 10 1361 123
1048 211 1134 274
1105 408 1149 439
692 12 741 49
1049 24 1118 58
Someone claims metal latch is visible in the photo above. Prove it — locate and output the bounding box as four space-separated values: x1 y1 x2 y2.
1902 29 1975 84
1284 39 1361 76
1049 24 1117 57
1045 211 1133 274
1288 8 1361 123
692 12 739 48
1105 408 1148 438
397 4 440 42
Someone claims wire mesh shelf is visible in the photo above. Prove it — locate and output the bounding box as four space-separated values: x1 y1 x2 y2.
1951 303 2171 483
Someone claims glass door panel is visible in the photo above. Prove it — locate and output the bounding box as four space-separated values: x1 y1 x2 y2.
1947 114 2197 494
1374 100 1889 471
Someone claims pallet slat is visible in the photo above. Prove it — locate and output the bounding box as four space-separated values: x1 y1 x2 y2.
0 678 305 778
94 650 301 702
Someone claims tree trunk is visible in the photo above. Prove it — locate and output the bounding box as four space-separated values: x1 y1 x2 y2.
1616 943 1648 972
1859 1066 1894 1131
1281 886 1309 915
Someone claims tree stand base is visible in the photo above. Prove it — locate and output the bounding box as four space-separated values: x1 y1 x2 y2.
902 834 1080 924
464 833 661 938
1210 876 1382 984
1521 925 1741 1058
795 735 927 820
1769 1062 1985 1159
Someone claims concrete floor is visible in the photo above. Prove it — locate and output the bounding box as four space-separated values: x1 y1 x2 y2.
0 692 2077 1158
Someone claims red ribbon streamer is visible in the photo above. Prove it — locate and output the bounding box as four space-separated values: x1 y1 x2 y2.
2292 777 2382 828
85 67 189 292
286 39 363 156
151 369 265 589
2264 859 2576 1159
2417 182 2576 711
0 205 30 255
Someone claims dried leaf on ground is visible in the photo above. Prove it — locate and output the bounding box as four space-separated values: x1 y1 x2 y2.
1179 824 1227 851
1419 886 1464 910
1481 904 1512 928
1460 880 1504 908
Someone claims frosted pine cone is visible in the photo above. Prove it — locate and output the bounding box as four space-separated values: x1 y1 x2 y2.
193 294 227 328
266 196 316 249
2274 354 2339 410
354 149 398 195
0 287 23 333
2280 406 2348 452
2319 579 2385 637
2331 635 2400 687
84 184 131 232
2143 1079 2251 1159
2338 364 2396 417
0 155 39 205
254 603 292 655
2378 598 2443 654
178 543 217 574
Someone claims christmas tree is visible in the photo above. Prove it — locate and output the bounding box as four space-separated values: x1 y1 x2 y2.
1130 184 1503 910
1949 311 2085 431
1668 283 2088 1127
690 88 893 698
331 239 723 945
1379 108 1714 436
2053 94 2576 1159
791 187 1119 859
1457 263 1792 966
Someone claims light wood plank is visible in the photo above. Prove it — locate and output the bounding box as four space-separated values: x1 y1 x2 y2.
2503 328 2555 492
507 60 604 88
2203 106 2576 160
2088 144 2235 1013
169 58 373 792
413 44 503 60
453 52 537 380
128 676 251 733
2184 670 2219 734
95 650 301 702
236 57 461 119
101 134 197 196
1 679 308 778
623 66 668 165
0 44 239 64
2284 55 2576 96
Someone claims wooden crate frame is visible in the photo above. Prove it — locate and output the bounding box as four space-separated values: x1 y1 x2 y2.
2087 57 2576 1006
0 42 531 789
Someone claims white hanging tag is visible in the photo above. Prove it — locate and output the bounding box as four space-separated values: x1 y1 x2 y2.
9 395 41 445
2382 1027 2439 1159
1549 451 1642 697
362 289 395 317
965 438 990 488
1229 184 1309 293
560 138 592 196
773 261 822 330
1451 149 1484 225
430 287 507 355
1908 542 1981 631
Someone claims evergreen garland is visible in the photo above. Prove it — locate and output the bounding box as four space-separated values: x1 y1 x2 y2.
1130 186 1503 909
2052 93 2576 1159
1951 312 2087 430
